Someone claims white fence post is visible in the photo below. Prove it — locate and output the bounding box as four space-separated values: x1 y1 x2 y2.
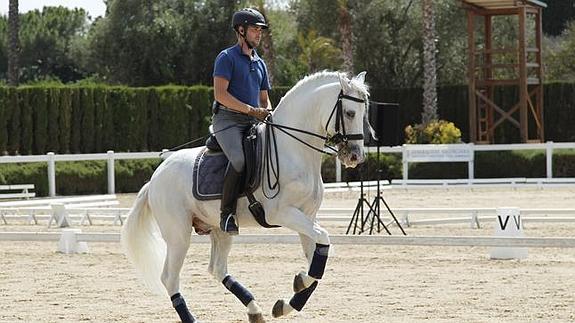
335 158 341 182
468 143 475 181
546 141 553 179
107 150 115 194
402 145 408 184
47 152 56 197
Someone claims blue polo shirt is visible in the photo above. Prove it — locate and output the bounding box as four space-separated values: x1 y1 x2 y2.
213 44 271 107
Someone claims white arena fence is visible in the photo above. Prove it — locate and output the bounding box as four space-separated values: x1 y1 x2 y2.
1 231 575 248
1 142 575 197
2 203 575 229
0 150 171 197
336 141 575 182
317 207 575 229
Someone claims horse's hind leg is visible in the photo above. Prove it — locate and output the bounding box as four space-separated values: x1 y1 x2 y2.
208 229 265 323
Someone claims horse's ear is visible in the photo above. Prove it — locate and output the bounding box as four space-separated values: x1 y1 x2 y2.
338 73 351 92
354 71 367 84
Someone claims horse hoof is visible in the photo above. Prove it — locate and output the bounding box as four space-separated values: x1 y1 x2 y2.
293 273 306 293
272 299 286 318
248 313 265 323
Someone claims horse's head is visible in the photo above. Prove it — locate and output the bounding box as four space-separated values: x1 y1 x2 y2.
325 71 370 168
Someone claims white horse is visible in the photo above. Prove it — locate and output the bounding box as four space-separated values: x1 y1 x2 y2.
121 71 370 323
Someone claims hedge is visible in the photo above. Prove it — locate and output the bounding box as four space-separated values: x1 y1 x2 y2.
0 85 225 155
1 83 575 155
371 82 575 144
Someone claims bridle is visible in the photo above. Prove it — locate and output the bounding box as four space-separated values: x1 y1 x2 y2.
325 89 366 146
260 88 366 198
263 88 367 156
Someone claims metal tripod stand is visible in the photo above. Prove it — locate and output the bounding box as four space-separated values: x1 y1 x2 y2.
346 144 406 235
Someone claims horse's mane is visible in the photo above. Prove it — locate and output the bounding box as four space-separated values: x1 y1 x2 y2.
282 71 369 101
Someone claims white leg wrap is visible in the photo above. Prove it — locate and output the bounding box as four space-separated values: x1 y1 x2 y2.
282 301 294 315
299 271 317 288
314 225 330 245
247 300 262 315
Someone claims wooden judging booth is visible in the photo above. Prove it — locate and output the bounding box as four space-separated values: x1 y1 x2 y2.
461 0 546 143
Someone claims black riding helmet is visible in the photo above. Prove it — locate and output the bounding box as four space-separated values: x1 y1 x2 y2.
232 8 268 31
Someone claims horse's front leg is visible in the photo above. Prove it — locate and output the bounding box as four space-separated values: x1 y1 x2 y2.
208 229 265 323
270 207 330 318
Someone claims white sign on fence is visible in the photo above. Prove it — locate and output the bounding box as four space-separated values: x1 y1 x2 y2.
404 144 473 162
402 144 474 182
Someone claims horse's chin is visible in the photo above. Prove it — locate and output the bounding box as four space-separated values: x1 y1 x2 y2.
338 153 363 168
337 143 364 168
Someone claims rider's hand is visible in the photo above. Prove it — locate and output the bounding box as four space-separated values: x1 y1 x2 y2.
250 107 270 121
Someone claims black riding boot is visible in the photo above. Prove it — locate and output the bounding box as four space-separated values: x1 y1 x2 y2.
220 164 242 235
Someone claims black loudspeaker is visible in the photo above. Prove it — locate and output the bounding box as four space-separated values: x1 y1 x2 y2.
365 101 400 147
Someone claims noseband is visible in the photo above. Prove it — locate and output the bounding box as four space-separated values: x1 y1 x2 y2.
325 90 366 145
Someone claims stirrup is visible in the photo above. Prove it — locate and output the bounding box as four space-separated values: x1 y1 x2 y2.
220 214 239 235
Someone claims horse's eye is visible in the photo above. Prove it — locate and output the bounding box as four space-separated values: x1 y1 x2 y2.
345 110 356 118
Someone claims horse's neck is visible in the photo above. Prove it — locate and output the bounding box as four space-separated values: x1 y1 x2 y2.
271 85 335 173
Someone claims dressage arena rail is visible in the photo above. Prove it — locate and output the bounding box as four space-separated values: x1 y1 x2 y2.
2 206 575 228
2 141 575 197
1 231 575 248
317 207 575 228
3 206 575 228
0 151 171 197
337 141 575 182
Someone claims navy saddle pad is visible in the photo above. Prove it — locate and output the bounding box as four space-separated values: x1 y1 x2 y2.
192 150 229 200
192 125 263 201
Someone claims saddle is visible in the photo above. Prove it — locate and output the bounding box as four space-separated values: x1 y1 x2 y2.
193 124 279 228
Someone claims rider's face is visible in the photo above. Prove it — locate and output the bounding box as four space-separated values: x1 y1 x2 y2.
244 25 262 47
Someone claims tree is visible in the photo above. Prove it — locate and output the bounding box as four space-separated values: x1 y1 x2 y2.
254 0 276 85
545 21 575 81
293 0 340 41
543 1 575 37
86 0 238 86
17 7 89 83
421 0 438 124
338 0 353 73
297 30 342 73
352 0 469 89
353 0 422 89
0 17 7 80
265 6 306 85
7 0 19 86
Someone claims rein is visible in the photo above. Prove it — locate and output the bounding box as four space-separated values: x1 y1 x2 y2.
260 89 367 198
263 89 367 156
161 88 367 199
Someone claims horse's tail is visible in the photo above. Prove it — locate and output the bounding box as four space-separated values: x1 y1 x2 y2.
121 182 167 295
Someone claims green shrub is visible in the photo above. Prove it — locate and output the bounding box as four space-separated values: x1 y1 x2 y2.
405 119 462 144
0 163 48 195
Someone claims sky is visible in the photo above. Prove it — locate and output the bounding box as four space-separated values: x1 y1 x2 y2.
0 0 107 19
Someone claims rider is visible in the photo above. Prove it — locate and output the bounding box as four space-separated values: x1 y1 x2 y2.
212 8 272 235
